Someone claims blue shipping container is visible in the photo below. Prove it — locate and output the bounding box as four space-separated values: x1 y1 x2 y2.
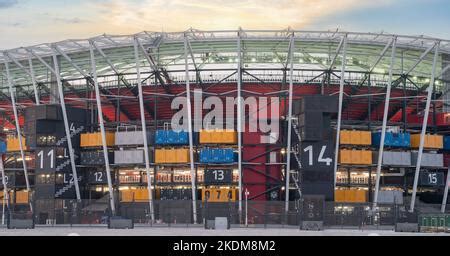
199 148 236 163
444 136 450 150
0 141 6 154
372 132 410 148
155 130 189 145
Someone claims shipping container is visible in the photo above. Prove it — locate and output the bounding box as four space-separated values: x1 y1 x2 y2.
80 132 115 147
15 190 29 204
334 189 367 203
340 130 371 145
155 130 188 145
80 151 115 165
154 148 190 164
372 151 412 166
339 149 372 165
114 149 151 165
0 141 6 154
410 134 443 149
115 130 154 146
130 188 150 202
199 148 236 164
410 152 444 167
201 188 237 202
372 132 411 148
199 129 237 144
6 136 28 152
444 136 450 150
374 190 403 204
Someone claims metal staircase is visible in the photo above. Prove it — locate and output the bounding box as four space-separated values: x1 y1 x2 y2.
55 154 79 172
290 119 303 210
56 125 85 146
55 176 82 198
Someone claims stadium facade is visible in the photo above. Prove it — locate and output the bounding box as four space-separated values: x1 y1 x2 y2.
0 29 449 228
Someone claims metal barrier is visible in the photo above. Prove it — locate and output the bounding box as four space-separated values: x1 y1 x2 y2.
1 199 449 230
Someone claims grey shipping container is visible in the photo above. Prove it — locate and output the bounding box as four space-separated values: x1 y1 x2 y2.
374 190 403 204
114 149 153 165
410 152 444 167
372 151 411 166
115 130 154 146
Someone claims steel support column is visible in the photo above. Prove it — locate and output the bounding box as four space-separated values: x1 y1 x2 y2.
28 57 40 105
0 156 9 225
284 33 295 213
410 42 440 212
184 34 198 224
134 37 155 223
441 168 450 213
3 52 40 105
52 53 81 200
3 60 30 191
237 31 243 215
333 34 348 188
373 37 397 209
89 41 116 215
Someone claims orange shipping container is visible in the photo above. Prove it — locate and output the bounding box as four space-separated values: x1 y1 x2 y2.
154 149 166 163
335 189 367 203
411 134 443 149
340 149 372 165
221 130 238 144
360 150 372 165
334 190 346 202
339 150 352 164
340 131 352 145
15 190 29 204
120 190 135 202
200 129 237 144
199 129 213 144
354 190 367 203
359 131 372 145
341 130 371 146
175 148 190 163
81 132 115 147
6 136 27 152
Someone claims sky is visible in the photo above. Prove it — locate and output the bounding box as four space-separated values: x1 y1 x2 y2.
0 0 449 50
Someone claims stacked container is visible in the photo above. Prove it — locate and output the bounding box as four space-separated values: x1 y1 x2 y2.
153 124 191 201
199 128 238 202
114 126 153 165
20 105 89 208
80 132 115 165
293 95 338 201
337 130 373 203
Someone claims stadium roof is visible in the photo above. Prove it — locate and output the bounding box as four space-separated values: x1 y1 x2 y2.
1 29 449 93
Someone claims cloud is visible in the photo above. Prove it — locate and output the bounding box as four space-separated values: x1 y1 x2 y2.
90 0 394 32
0 0 17 8
53 17 88 24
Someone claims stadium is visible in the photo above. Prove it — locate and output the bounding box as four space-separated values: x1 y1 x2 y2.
0 29 449 231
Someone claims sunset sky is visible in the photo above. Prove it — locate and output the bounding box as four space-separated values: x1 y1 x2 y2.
1 0 449 49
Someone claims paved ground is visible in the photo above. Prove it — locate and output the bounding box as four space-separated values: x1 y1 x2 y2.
0 227 448 236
